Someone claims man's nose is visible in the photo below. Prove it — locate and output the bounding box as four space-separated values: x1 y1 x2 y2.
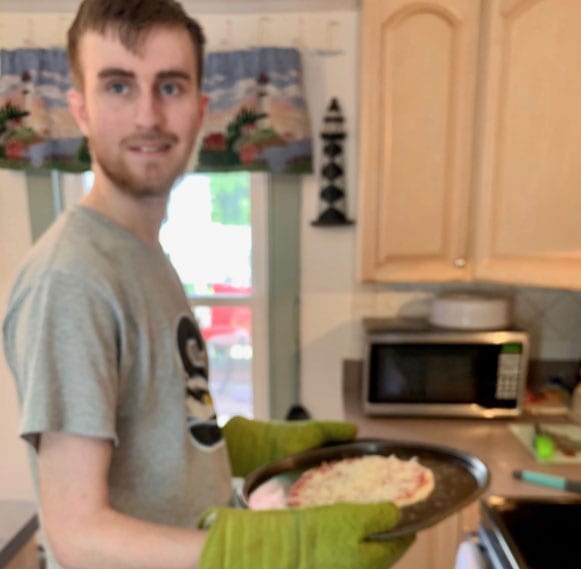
134 91 164 129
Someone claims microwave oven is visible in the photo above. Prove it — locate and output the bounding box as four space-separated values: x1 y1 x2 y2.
363 318 529 418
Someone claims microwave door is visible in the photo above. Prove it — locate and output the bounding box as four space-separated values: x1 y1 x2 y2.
370 344 486 401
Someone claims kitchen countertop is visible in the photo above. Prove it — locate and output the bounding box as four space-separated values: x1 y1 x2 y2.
343 376 581 500
0 501 38 568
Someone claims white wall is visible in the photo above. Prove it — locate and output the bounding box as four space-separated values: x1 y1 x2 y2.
0 171 34 500
298 15 361 420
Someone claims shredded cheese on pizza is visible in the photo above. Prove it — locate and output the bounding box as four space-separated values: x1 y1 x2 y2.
287 454 435 508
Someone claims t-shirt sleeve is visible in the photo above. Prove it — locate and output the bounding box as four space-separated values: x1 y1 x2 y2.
3 269 120 449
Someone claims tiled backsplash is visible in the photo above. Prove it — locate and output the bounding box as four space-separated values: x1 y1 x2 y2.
352 282 581 362
513 288 581 361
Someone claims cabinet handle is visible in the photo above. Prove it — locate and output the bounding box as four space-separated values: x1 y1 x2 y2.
453 257 466 268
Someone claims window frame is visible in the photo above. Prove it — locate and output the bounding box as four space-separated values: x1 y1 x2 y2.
181 173 270 420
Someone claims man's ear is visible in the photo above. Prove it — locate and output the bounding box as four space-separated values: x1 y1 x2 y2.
67 88 89 137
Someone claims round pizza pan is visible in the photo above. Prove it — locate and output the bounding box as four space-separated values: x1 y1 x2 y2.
240 438 490 539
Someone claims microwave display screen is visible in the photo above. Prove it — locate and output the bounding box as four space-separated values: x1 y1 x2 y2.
368 343 506 405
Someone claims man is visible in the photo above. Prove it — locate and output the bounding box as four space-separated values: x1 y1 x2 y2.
2 1 412 568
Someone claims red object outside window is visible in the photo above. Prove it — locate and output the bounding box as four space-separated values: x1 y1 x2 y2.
200 284 252 342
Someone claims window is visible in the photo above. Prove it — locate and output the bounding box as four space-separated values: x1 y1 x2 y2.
160 172 269 422
62 171 269 423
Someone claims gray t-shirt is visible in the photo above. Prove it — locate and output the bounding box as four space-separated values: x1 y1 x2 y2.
3 205 233 566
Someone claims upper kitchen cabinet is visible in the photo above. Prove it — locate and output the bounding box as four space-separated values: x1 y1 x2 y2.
357 0 482 282
358 0 581 289
472 0 581 289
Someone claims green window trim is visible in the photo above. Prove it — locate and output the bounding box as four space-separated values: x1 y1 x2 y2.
268 175 301 419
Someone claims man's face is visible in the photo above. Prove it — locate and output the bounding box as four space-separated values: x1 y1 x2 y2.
69 26 204 197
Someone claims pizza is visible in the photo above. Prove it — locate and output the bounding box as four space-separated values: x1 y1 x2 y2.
287 454 435 508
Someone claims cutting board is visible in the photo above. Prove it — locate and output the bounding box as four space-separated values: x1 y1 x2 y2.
509 423 581 464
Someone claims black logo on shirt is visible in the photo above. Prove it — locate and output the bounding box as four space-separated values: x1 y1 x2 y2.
176 315 222 448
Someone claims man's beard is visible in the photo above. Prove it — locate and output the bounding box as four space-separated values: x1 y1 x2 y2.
91 131 192 197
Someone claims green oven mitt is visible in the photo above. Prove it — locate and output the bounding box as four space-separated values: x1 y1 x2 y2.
222 416 358 477
199 502 414 569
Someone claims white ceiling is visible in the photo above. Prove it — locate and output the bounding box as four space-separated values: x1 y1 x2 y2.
0 0 360 13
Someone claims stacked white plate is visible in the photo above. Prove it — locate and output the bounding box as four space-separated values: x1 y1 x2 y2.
429 293 510 330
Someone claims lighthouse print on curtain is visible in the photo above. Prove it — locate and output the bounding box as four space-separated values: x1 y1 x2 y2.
0 46 313 174
0 48 88 171
198 47 313 173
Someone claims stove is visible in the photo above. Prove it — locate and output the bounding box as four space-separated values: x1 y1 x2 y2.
474 495 581 569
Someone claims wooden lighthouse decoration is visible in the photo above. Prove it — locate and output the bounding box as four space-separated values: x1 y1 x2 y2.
312 97 354 226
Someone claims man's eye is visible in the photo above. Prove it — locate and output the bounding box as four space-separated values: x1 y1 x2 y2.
108 82 128 95
160 83 180 96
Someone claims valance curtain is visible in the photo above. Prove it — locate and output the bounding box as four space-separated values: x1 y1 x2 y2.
0 48 84 171
0 46 313 174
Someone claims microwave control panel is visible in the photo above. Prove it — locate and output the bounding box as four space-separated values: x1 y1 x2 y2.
495 345 522 400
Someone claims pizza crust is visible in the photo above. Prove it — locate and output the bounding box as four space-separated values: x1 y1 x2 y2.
287 454 435 508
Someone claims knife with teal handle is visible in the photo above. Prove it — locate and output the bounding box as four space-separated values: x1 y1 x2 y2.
513 470 581 493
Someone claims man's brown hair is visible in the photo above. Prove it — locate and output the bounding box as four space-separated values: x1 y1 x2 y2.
67 0 206 88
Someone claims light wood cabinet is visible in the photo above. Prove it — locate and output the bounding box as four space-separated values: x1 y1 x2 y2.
358 0 581 289
472 0 581 288
357 0 482 282
392 509 463 569
392 502 479 569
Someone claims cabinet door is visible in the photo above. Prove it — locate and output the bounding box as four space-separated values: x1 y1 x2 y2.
357 0 481 282
392 511 463 569
472 0 581 289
